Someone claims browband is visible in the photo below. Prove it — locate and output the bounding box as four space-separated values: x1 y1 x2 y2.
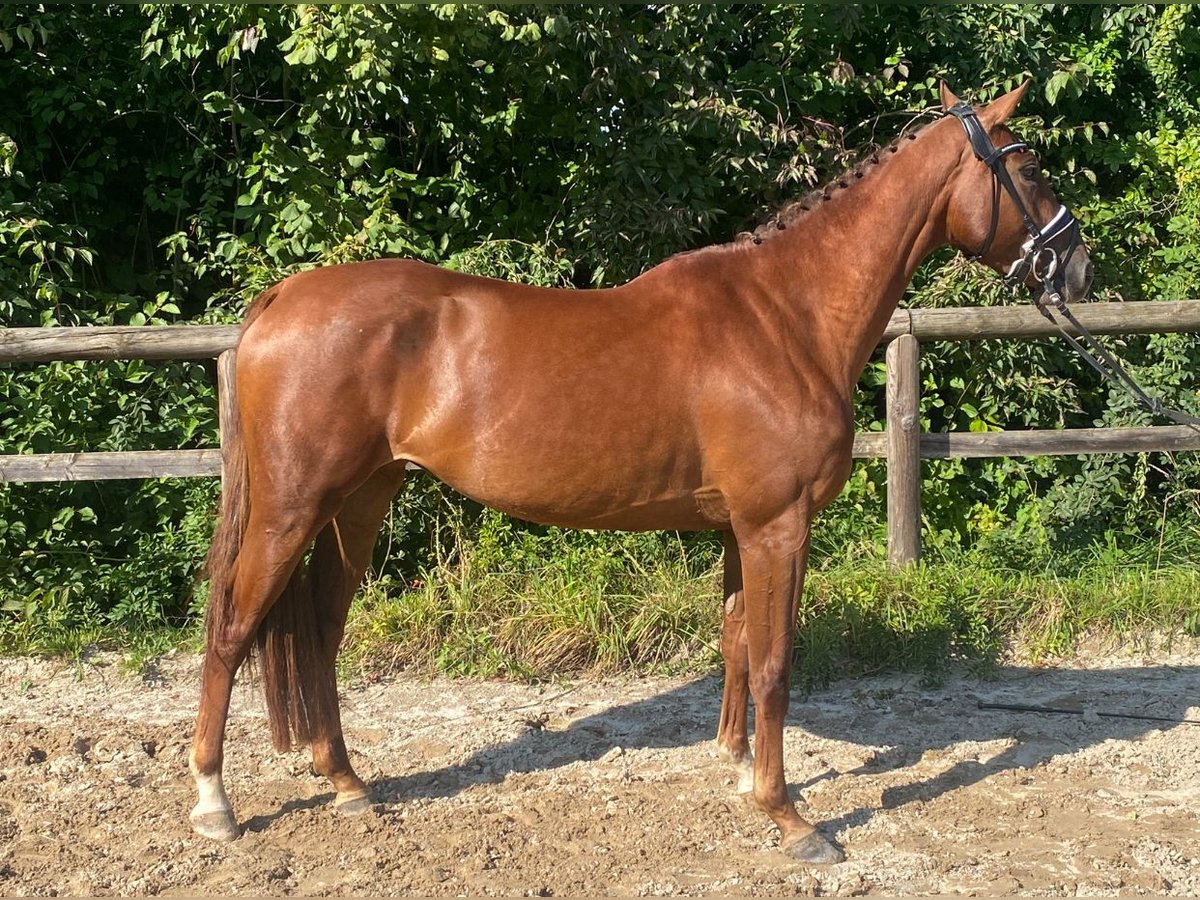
947 102 1028 165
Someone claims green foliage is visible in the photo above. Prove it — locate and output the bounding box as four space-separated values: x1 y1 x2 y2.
1 5 1199 652
343 519 1200 684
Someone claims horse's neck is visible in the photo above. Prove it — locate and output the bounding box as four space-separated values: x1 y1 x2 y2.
756 122 960 395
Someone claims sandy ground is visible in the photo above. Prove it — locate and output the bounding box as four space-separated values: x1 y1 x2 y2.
1 647 1199 896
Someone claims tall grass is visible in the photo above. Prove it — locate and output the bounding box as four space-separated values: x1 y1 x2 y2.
341 520 1200 687
343 533 722 680
6 496 1197 684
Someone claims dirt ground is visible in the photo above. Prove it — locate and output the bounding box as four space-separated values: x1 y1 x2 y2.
1 646 1199 897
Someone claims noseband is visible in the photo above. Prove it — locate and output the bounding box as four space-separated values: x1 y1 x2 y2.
946 102 1081 301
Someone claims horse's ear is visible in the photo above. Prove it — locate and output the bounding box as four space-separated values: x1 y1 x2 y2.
980 80 1031 126
939 81 962 110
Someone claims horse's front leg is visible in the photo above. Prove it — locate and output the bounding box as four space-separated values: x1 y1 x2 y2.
735 505 844 864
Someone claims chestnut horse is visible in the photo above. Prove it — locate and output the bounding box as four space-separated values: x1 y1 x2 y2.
189 83 1091 862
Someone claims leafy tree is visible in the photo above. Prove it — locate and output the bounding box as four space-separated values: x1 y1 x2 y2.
1 4 1198 639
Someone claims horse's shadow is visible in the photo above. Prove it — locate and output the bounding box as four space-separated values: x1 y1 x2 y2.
366 660 1199 837
371 676 722 805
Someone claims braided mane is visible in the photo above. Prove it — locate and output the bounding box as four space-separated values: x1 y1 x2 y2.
737 114 938 245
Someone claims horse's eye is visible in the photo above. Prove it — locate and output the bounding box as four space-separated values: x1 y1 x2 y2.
1020 164 1040 181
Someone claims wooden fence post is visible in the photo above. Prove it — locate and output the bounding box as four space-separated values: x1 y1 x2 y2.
886 334 921 568
216 349 237 491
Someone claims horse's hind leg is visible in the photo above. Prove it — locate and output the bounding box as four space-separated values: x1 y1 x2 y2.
716 531 753 794
304 463 408 813
190 499 326 840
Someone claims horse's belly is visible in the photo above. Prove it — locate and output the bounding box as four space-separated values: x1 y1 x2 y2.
386 295 723 530
408 452 724 532
500 491 719 532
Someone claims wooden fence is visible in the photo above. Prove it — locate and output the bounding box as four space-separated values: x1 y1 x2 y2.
4 301 1200 566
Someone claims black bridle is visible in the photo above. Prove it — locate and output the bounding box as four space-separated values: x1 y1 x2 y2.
946 101 1200 428
946 101 1082 301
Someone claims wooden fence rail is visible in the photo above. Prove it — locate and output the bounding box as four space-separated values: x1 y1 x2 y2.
3 300 1199 565
6 301 1200 364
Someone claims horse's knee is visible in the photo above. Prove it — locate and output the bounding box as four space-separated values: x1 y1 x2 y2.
749 659 790 710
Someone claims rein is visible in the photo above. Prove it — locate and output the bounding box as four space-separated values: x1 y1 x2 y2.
1035 297 1200 428
946 102 1200 429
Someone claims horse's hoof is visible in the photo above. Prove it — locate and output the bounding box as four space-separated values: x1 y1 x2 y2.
334 791 374 816
190 807 241 841
783 830 844 864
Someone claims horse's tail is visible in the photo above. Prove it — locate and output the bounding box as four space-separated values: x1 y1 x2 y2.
204 282 339 752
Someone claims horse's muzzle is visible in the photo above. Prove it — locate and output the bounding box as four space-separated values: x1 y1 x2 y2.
1034 239 1093 308
1059 244 1093 304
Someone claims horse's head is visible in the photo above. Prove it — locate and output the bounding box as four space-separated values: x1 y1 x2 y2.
940 81 1093 306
